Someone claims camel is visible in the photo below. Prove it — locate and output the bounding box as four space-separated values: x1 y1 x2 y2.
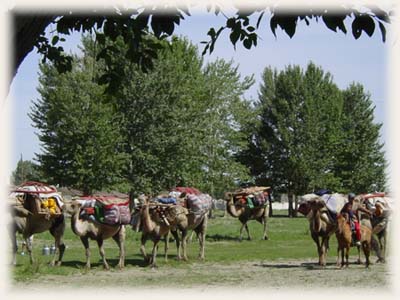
9 193 66 266
64 200 126 270
138 196 210 267
335 214 352 268
224 192 269 241
138 200 182 268
298 193 349 266
305 197 337 266
336 213 375 268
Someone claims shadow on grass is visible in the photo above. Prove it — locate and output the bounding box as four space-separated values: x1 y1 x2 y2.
206 234 240 242
254 261 339 270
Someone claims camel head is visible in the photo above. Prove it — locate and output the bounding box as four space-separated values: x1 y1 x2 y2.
297 201 311 216
308 198 326 211
63 200 82 215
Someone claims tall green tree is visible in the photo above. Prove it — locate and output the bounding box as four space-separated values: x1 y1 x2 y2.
242 63 343 216
110 36 253 196
335 83 387 193
30 43 128 195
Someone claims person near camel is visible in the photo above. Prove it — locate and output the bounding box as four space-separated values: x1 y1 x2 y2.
340 193 372 246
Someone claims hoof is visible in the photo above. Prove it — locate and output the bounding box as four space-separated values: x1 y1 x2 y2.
376 258 385 263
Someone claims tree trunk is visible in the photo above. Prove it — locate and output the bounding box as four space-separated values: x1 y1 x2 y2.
268 194 273 217
288 192 294 218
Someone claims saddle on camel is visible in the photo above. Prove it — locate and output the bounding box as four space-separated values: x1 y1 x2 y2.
75 194 131 226
11 181 63 219
231 186 271 209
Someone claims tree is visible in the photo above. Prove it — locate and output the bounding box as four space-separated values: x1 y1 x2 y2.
335 83 387 193
11 4 392 86
11 156 42 185
242 63 344 217
29 34 253 196
107 36 253 196
29 42 128 194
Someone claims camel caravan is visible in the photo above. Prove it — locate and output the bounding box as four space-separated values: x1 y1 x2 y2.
9 181 392 270
298 190 392 268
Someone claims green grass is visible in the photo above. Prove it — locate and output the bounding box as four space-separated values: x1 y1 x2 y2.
11 210 339 282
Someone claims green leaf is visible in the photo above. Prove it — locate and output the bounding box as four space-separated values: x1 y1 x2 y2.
243 38 252 49
352 15 375 38
51 36 59 46
230 30 240 46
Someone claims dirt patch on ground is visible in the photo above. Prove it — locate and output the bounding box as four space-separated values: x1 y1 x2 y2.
10 257 392 293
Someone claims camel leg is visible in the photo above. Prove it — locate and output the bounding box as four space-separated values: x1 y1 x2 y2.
356 245 362 264
195 216 207 260
336 246 340 267
164 231 169 262
362 241 371 268
8 223 18 265
312 233 323 266
171 230 181 260
261 214 269 240
345 246 350 268
50 224 66 266
97 239 110 270
25 235 34 264
140 233 150 263
239 221 251 241
244 223 251 240
181 229 189 261
51 236 66 267
320 237 328 267
150 238 160 268
112 226 125 269
80 236 91 269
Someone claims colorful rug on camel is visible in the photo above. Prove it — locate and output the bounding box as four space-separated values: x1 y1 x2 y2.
186 193 213 214
76 195 131 225
233 186 270 208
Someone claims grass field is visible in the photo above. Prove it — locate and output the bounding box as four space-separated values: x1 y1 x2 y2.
10 210 392 290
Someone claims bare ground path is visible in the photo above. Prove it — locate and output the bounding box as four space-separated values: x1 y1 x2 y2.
10 258 392 292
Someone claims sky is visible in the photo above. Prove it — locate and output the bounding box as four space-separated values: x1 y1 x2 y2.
7 12 389 179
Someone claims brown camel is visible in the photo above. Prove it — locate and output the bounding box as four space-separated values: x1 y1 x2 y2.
64 200 126 270
9 193 66 266
138 196 209 266
138 200 182 268
170 203 209 262
335 214 352 268
298 193 348 266
306 198 336 266
224 192 269 241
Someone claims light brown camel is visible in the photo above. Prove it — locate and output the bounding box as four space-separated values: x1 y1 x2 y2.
64 200 126 270
298 193 348 266
9 193 66 266
138 201 181 268
306 198 337 266
224 192 269 241
335 214 352 268
139 197 209 266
